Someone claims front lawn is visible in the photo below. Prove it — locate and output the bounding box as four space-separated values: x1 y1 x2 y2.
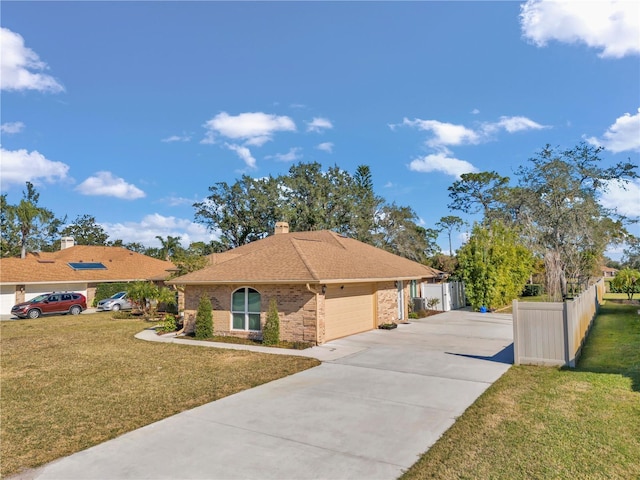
0 313 319 477
401 302 640 480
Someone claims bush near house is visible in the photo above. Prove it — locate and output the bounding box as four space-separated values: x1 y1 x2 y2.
262 299 280 346
194 294 213 339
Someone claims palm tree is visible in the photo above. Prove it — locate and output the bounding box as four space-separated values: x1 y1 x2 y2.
155 235 182 261
10 183 58 258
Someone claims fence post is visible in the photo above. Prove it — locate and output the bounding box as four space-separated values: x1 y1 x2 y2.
562 300 573 367
512 299 520 365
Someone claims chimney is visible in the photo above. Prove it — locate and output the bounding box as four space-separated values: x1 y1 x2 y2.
60 237 75 250
274 222 289 235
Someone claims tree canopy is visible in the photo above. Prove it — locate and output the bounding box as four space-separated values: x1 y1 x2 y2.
59 214 109 246
1 182 65 258
193 162 437 262
448 143 638 300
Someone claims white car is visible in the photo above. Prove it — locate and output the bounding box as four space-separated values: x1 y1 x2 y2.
97 291 133 311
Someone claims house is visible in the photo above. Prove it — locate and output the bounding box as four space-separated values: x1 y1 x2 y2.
168 222 443 345
0 237 175 316
601 266 618 278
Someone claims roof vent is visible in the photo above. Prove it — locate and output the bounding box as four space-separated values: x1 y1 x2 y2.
275 222 289 235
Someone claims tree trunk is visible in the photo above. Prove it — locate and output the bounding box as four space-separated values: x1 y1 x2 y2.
544 250 564 302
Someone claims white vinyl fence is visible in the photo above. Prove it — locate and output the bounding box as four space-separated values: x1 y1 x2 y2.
513 279 605 367
419 281 466 312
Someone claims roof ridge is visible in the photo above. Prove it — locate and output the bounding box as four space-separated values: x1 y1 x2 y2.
290 237 320 281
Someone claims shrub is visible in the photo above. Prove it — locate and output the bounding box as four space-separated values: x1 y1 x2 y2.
94 282 131 306
262 298 280 346
426 297 440 310
522 284 544 297
159 314 178 333
195 295 213 339
610 269 640 300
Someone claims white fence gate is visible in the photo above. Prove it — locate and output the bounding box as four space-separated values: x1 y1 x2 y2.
419 281 465 311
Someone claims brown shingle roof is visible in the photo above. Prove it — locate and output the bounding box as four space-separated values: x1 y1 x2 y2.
169 230 441 285
0 246 175 284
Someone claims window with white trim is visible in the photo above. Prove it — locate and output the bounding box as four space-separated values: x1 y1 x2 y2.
231 287 261 331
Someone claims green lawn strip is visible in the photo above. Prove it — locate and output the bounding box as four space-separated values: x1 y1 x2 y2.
603 292 639 301
0 314 319 477
401 303 640 480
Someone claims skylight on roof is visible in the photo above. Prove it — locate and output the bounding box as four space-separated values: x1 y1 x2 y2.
68 262 107 270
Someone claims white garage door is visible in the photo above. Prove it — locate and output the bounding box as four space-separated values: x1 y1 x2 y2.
0 285 16 316
324 284 375 341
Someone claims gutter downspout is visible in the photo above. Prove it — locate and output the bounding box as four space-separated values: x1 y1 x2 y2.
306 283 322 345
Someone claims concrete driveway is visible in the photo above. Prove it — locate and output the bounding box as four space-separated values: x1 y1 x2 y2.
18 310 513 480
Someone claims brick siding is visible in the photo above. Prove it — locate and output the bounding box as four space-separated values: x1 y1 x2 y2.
183 284 317 343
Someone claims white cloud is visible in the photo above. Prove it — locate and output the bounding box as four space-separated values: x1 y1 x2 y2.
266 147 302 162
103 213 217 247
0 27 64 92
203 111 296 145
161 134 191 143
408 152 478 178
306 117 333 133
399 115 547 148
402 118 480 147
471 109 480 115
0 147 69 186
601 179 640 217
520 0 640 58
485 116 547 134
226 143 257 169
586 108 640 153
1 121 25 134
76 171 145 199
316 142 334 153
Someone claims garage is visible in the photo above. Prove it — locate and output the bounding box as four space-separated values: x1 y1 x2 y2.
324 283 375 341
0 285 17 316
25 283 87 302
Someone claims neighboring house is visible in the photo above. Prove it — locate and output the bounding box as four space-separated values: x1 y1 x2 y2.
168 222 443 345
0 238 175 316
601 266 618 278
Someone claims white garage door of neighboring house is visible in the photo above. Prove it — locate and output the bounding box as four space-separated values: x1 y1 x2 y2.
324 284 375 341
25 284 88 302
1 285 17 316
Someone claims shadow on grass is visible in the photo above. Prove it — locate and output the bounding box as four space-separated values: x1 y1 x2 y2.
570 303 640 393
572 364 640 393
446 343 514 365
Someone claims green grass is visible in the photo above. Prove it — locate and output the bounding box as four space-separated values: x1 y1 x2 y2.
603 292 638 301
0 313 319 477
401 303 640 480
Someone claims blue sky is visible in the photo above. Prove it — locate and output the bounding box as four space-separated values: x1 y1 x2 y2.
1 1 639 257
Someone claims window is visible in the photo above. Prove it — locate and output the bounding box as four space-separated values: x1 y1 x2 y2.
231 288 261 331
